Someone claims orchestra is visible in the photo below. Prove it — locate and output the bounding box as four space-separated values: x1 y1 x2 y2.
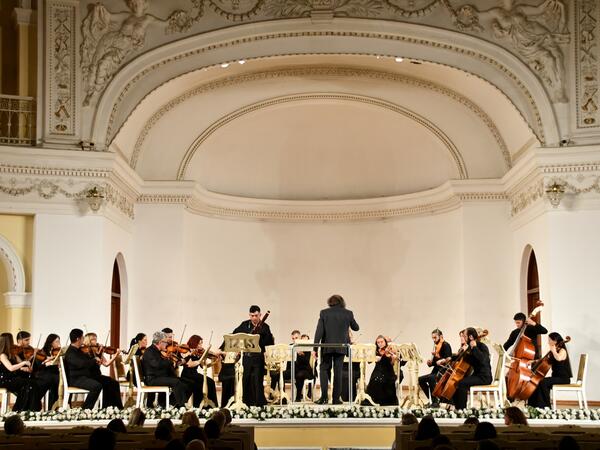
0 297 576 413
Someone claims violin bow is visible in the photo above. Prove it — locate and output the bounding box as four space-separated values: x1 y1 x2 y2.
30 334 42 363
178 324 187 345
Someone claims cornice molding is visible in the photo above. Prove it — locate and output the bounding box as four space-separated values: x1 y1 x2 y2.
130 66 511 171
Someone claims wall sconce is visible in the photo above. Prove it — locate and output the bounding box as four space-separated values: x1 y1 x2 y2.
85 186 105 212
545 180 565 208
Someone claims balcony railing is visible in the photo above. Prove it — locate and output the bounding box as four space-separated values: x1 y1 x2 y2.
0 94 36 146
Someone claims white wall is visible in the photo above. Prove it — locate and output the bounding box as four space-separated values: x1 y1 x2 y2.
31 213 133 347
132 203 514 374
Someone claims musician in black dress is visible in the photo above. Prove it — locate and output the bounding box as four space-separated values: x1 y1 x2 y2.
0 332 40 411
181 334 218 407
141 331 193 408
419 328 452 407
64 329 123 409
129 333 148 357
35 333 61 408
232 305 274 406
451 327 492 410
504 312 548 359
313 294 360 404
366 335 399 406
528 332 572 408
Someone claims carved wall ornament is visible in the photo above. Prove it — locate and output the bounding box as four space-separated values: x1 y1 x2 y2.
385 0 441 18
510 177 545 216
176 92 468 181
129 67 511 170
443 0 570 104
263 0 384 18
48 2 77 135
0 234 27 294
80 0 202 106
208 0 265 20
576 0 599 127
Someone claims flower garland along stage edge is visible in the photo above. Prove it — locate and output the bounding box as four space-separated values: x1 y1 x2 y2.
1 406 600 422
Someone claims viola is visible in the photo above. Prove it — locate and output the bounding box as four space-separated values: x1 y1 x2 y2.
506 301 544 399
101 346 119 355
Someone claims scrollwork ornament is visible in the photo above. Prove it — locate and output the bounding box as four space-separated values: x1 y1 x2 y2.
80 0 202 106
576 0 599 127
263 0 383 18
384 0 441 18
443 0 570 104
207 0 265 21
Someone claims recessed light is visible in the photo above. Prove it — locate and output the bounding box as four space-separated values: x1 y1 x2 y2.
395 57 404 63
238 60 246 65
221 63 229 68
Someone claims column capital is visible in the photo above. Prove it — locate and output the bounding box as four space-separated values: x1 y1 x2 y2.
12 7 37 28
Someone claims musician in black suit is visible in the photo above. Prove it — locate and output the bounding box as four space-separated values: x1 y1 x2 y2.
232 305 274 406
418 328 452 407
451 327 492 410
141 331 193 408
313 294 359 404
503 312 548 359
63 328 122 410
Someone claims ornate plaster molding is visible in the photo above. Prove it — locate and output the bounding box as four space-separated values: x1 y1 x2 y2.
0 234 26 293
130 66 511 171
45 1 79 141
176 92 467 181
102 30 547 147
576 0 600 128
509 177 545 217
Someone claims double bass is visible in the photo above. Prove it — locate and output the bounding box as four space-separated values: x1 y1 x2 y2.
432 329 489 401
505 301 544 400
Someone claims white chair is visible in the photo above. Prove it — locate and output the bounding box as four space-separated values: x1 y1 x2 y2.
59 356 102 410
469 346 507 409
133 356 171 409
0 387 10 414
552 354 588 409
302 378 314 402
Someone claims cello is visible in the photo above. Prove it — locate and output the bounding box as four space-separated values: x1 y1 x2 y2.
505 301 544 399
515 336 571 400
433 329 488 401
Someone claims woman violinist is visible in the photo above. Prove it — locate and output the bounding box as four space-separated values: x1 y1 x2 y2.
80 332 123 409
527 332 572 408
366 335 400 406
180 334 219 407
34 333 62 408
0 332 41 411
129 333 148 357
451 327 492 410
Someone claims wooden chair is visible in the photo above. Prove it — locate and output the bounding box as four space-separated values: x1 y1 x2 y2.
469 345 506 408
132 356 170 409
59 357 102 410
552 353 588 409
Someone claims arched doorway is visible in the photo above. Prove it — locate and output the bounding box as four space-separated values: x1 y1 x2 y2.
526 248 542 349
110 259 121 350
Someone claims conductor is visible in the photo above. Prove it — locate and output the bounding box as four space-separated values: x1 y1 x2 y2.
313 294 359 404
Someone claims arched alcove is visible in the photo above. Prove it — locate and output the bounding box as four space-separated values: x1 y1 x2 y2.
111 253 128 349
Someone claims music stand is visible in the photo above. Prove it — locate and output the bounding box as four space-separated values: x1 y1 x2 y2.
265 344 292 405
197 344 218 409
351 343 378 406
393 343 426 408
223 333 260 410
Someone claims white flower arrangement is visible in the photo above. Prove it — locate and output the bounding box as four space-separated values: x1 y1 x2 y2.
0 405 598 423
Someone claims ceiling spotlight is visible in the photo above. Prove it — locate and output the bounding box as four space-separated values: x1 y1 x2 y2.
220 62 229 68
238 59 246 65
395 57 404 63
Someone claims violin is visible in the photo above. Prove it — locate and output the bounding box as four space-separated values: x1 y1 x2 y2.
81 344 102 356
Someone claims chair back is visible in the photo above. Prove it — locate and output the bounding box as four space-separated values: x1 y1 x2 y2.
576 353 588 387
133 356 144 389
59 356 70 390
492 344 506 383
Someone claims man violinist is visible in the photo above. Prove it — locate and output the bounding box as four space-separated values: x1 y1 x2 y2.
503 312 547 359
141 331 194 408
64 328 123 409
232 305 274 406
418 328 452 408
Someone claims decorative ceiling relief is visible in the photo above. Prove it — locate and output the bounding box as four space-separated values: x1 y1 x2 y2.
263 0 384 18
81 0 202 106
208 0 265 20
576 0 599 128
443 0 570 103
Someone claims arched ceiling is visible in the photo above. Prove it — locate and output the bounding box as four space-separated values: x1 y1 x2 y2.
112 54 536 201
